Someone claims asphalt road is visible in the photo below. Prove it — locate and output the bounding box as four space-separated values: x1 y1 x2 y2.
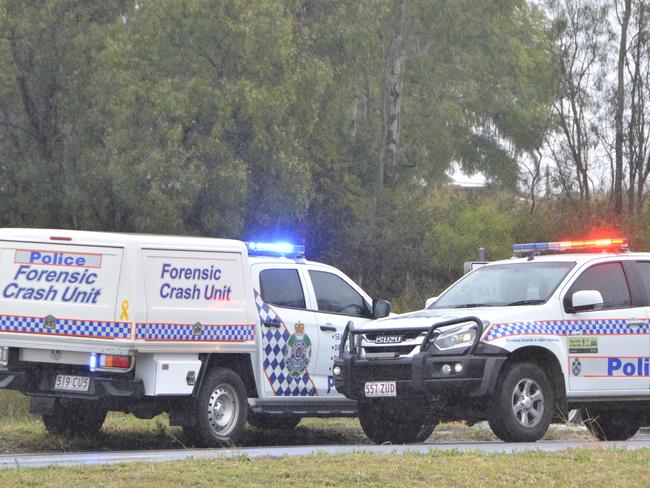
2 439 650 470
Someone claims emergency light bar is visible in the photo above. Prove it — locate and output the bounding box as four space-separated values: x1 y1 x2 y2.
513 238 628 256
245 241 305 258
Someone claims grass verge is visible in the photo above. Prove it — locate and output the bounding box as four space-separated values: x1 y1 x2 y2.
0 412 597 454
1 449 649 487
0 391 29 420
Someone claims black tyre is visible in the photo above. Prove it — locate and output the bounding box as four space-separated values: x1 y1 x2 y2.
414 421 439 443
358 400 430 444
247 412 301 430
42 400 107 437
487 362 553 442
183 367 248 447
582 409 641 441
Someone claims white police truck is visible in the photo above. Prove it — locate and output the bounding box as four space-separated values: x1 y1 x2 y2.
334 237 650 443
0 228 395 446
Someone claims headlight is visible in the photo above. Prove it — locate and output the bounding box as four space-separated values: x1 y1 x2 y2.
434 323 477 351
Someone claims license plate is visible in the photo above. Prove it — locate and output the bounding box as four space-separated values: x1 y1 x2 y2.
54 374 90 392
364 381 396 397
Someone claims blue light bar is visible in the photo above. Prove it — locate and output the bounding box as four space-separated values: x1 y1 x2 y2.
513 242 553 254
245 241 305 257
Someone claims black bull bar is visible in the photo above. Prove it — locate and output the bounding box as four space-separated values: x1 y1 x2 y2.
338 316 485 357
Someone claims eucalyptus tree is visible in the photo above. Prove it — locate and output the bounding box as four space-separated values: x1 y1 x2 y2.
0 0 127 228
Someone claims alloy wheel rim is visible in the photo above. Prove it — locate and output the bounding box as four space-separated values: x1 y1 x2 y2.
511 377 544 428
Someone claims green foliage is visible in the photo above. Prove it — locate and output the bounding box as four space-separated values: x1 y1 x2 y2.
0 391 29 419
0 0 584 310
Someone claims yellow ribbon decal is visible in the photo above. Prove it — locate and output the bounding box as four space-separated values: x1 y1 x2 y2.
120 300 130 321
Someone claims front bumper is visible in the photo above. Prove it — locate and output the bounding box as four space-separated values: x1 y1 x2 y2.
333 316 506 403
334 353 506 400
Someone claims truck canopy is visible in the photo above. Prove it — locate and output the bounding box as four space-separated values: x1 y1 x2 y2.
0 228 258 354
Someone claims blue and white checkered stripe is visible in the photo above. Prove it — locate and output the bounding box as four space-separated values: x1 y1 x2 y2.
0 314 131 339
254 290 317 396
134 323 254 341
484 318 650 342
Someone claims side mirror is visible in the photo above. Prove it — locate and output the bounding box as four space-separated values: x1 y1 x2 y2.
570 290 604 312
372 298 391 319
425 296 439 308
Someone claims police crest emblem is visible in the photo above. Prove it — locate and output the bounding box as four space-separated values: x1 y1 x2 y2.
285 322 312 377
571 358 582 376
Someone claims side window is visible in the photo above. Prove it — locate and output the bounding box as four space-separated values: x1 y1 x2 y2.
567 262 632 310
309 270 369 317
259 269 306 309
637 261 650 304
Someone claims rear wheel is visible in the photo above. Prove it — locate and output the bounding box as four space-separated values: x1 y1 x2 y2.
359 400 434 444
582 409 641 441
42 400 107 437
487 362 553 442
247 412 301 430
183 367 248 447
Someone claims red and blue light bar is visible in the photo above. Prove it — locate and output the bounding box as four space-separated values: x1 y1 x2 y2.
245 241 305 258
513 238 628 256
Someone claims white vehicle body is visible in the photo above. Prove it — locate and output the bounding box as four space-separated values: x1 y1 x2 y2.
335 242 650 443
0 228 385 445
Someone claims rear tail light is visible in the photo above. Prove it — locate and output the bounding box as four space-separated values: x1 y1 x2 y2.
89 353 132 371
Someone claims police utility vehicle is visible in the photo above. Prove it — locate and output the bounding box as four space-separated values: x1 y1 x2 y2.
0 228 394 446
334 238 650 443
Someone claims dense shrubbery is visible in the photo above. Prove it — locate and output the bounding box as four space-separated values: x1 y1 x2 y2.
0 1 649 313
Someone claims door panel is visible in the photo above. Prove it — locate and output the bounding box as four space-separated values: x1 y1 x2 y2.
563 261 650 392
252 265 319 398
307 269 373 397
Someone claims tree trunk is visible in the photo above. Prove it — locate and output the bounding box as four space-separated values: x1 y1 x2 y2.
380 0 405 186
614 0 631 216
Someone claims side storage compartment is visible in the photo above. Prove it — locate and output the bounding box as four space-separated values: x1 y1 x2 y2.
135 353 202 395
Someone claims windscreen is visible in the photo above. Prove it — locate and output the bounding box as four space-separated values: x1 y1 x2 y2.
430 261 576 309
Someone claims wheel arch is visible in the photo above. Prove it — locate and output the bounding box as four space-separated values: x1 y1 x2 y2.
197 353 258 399
506 346 568 421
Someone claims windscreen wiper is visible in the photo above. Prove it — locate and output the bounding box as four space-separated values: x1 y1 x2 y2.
452 303 496 308
506 299 546 306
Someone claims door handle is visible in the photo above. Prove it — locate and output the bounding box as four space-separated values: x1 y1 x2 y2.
263 321 281 328
626 319 647 328
320 324 337 332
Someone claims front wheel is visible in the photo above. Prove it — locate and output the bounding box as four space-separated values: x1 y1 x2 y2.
184 367 248 447
487 362 553 442
415 421 438 443
359 400 434 444
582 409 641 441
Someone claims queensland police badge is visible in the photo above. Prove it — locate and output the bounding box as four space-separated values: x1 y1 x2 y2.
571 358 582 376
285 322 312 377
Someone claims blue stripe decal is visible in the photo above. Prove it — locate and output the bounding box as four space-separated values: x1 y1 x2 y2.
0 314 130 339
134 323 255 341
484 319 650 342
